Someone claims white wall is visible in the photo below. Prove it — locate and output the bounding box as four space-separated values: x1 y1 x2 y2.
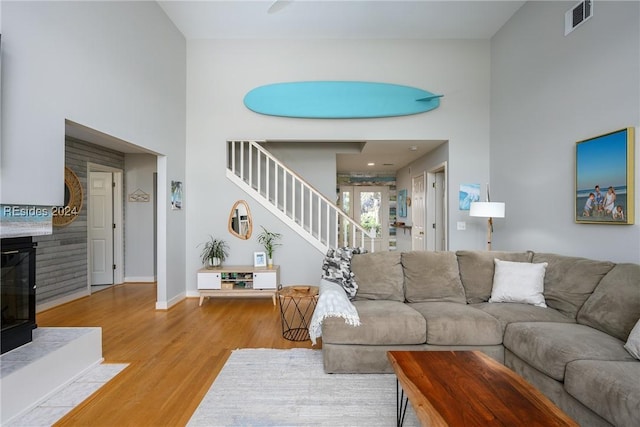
264 141 358 199
124 154 157 282
186 38 492 291
491 1 640 263
1 1 187 306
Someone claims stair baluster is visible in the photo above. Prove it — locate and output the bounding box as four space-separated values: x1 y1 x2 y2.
226 140 376 254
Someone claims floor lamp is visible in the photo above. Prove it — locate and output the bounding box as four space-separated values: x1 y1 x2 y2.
469 202 505 251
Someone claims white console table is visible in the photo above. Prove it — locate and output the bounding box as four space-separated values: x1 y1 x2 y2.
197 265 280 306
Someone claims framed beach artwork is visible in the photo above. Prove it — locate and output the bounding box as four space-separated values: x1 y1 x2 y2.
398 189 408 218
459 183 480 211
171 180 183 210
575 128 634 224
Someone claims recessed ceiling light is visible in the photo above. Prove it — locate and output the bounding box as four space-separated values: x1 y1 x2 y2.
367 162 375 166
409 146 418 151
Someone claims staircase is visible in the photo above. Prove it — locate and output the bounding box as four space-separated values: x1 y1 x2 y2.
226 140 377 254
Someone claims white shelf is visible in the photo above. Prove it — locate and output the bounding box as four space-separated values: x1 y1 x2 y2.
197 265 280 306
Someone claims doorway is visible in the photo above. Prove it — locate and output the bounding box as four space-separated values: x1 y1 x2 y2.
338 186 389 251
411 162 448 252
88 164 123 290
426 162 448 251
411 174 425 250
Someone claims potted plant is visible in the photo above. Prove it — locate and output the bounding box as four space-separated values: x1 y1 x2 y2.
199 236 229 269
257 226 282 268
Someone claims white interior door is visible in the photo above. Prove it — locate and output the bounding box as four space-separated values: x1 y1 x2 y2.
89 172 114 285
338 186 389 251
426 164 448 251
434 171 446 251
412 174 426 251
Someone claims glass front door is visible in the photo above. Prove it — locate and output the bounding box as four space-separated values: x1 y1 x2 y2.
338 186 389 251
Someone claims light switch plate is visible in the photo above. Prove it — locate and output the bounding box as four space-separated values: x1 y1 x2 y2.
457 221 466 231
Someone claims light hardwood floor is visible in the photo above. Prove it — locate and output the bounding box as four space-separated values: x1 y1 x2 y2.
37 283 319 426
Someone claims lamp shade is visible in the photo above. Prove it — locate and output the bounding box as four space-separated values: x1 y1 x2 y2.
469 202 505 218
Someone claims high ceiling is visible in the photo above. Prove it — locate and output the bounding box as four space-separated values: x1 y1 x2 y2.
67 2 525 168
156 1 524 173
158 1 525 40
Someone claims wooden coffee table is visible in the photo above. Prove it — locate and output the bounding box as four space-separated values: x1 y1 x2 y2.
387 351 578 427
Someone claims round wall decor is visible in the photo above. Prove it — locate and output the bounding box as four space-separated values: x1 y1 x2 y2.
53 166 83 227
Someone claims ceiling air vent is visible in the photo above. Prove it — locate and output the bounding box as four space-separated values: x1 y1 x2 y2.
565 0 593 36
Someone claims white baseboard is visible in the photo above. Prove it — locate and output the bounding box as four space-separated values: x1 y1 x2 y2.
186 290 200 298
124 276 156 283
155 292 185 310
36 288 91 313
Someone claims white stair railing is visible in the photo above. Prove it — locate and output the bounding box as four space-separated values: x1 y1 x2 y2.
226 140 377 254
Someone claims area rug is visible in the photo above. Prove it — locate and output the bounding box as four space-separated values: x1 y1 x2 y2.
187 348 419 426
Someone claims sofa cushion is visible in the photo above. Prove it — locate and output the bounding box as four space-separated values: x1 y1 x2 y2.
473 302 574 331
565 360 640 427
402 251 466 303
489 259 548 307
532 253 614 319
456 250 533 303
321 300 426 345
504 322 635 381
577 263 640 342
408 302 503 345
351 251 404 302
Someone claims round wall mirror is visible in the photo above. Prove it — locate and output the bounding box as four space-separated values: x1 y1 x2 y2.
228 200 253 240
53 166 83 227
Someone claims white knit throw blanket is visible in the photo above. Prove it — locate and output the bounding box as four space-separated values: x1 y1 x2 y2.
309 279 360 345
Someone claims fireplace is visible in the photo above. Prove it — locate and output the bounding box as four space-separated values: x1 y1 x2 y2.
1 236 37 354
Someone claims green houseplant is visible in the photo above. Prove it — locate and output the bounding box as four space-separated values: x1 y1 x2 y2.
257 226 282 267
199 236 229 269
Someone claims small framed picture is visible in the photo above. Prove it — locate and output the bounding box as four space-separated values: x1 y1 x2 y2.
398 189 408 218
171 180 183 210
254 251 266 267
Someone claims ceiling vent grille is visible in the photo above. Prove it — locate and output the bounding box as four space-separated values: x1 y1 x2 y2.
565 0 593 36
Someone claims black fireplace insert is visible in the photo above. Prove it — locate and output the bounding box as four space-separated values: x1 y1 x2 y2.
1 236 37 354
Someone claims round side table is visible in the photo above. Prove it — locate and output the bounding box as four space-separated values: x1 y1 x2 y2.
277 285 319 341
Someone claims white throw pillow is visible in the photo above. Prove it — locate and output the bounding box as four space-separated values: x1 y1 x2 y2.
489 259 548 307
624 319 640 360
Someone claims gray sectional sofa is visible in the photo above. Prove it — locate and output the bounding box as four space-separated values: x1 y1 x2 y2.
318 250 640 427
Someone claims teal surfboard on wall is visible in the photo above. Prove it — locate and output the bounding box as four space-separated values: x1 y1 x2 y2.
243 81 443 119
